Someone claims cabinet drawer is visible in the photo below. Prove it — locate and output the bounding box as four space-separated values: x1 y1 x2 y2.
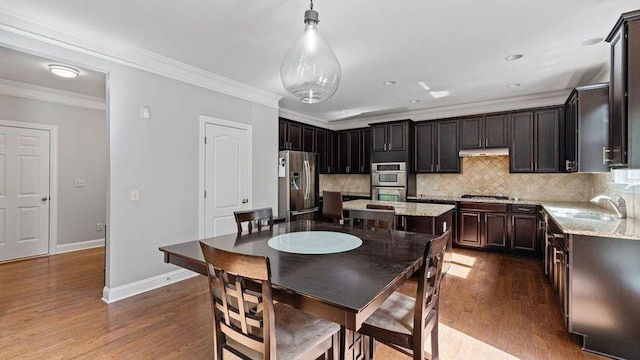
511 205 537 214
459 202 508 213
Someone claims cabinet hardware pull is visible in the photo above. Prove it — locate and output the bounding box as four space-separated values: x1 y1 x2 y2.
478 138 482 147
388 141 392 150
430 164 434 172
477 214 480 221
530 162 534 171
485 138 488 147
602 147 611 164
517 208 530 212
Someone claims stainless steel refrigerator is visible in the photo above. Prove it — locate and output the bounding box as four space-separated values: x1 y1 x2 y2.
278 151 319 221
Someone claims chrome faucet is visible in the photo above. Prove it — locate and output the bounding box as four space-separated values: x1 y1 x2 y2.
590 195 627 219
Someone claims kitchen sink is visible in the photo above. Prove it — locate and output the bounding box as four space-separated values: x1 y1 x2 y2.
572 213 616 221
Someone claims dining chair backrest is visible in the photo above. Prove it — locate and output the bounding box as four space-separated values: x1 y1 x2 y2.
322 191 343 223
233 208 273 234
366 204 395 229
199 242 277 359
413 229 451 354
347 208 396 230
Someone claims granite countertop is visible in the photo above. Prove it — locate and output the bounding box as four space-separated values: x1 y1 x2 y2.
541 201 640 241
320 191 370 198
407 195 539 205
342 200 455 217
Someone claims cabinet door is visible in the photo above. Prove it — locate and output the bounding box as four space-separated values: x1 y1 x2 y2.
511 215 538 256
302 126 315 153
348 130 361 173
535 108 561 172
387 123 407 151
565 93 578 172
485 213 508 250
510 112 534 172
484 113 509 148
279 119 288 150
316 129 328 174
414 122 435 172
460 117 483 149
609 29 627 166
436 120 460 173
578 86 610 173
458 212 482 247
336 131 349 173
361 129 371 173
371 124 387 152
287 122 303 151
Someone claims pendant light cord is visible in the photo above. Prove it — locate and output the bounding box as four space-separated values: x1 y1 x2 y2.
310 0 313 10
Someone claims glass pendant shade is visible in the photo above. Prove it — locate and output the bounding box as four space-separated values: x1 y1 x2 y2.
281 10 341 104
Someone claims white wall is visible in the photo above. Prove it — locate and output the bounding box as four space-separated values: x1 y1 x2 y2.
0 94 107 245
0 26 279 296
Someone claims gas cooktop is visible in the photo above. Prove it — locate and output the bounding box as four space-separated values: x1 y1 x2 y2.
460 194 510 200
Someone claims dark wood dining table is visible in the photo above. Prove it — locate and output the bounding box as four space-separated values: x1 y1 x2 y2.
159 220 435 358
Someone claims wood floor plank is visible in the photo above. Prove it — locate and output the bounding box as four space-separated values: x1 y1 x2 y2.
0 247 607 359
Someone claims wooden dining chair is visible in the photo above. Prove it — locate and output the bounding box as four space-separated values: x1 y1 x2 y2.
358 229 451 360
199 242 341 359
366 204 396 230
347 208 395 230
322 191 344 224
233 208 273 234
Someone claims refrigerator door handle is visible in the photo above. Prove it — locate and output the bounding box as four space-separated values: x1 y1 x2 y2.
304 160 310 201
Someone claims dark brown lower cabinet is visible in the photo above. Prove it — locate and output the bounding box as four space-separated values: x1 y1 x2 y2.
456 202 540 257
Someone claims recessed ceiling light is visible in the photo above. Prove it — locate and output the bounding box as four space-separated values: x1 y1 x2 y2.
418 81 431 91
581 37 603 46
341 110 349 114
409 99 420 103
383 81 396 86
507 83 521 88
49 64 79 78
429 90 450 99
505 54 524 61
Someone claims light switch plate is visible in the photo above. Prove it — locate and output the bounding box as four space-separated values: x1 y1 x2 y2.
130 189 140 201
74 179 85 187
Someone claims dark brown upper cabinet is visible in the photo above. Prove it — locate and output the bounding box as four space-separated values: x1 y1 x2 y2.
315 128 334 174
370 120 413 165
460 113 509 149
279 118 302 151
564 84 610 173
414 120 460 173
606 10 640 168
335 128 370 174
510 107 564 173
302 125 315 153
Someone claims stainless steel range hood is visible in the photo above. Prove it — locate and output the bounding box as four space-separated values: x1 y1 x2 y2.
459 148 509 157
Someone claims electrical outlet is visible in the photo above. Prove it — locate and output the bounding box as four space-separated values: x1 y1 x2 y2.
130 189 140 201
74 179 85 187
96 223 104 232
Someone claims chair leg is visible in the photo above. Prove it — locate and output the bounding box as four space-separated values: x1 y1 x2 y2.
368 337 375 360
430 322 439 360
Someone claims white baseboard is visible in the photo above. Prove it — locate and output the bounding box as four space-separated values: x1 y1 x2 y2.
56 238 105 254
101 269 199 304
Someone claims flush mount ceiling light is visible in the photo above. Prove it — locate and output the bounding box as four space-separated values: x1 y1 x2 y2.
507 83 521 88
341 110 349 114
429 90 450 99
281 0 341 104
382 81 396 86
505 54 524 61
581 37 603 46
48 64 79 78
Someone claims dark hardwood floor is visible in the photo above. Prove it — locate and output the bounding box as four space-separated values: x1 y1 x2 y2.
0 247 604 359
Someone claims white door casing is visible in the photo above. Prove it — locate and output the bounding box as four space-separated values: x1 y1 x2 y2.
201 117 252 238
0 126 51 261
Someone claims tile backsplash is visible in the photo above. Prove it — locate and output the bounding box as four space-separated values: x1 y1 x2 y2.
319 174 370 195
416 156 592 202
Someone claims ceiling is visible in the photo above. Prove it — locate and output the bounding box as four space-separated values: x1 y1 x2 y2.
0 46 106 98
2 0 640 122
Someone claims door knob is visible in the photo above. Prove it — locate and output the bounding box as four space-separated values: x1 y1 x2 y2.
242 198 249 204
41 196 49 202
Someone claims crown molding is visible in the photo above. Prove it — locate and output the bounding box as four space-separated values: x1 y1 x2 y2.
0 78 106 110
330 90 571 130
278 108 331 129
0 4 281 109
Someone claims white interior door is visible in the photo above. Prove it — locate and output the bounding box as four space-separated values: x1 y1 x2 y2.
204 122 251 237
0 126 50 262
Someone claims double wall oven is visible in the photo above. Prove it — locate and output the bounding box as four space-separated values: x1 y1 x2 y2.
371 162 415 202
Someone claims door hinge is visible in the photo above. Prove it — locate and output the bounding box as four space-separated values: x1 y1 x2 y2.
204 190 207 198
204 137 207 145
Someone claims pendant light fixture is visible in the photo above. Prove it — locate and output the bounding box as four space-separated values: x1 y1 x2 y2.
280 0 341 104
